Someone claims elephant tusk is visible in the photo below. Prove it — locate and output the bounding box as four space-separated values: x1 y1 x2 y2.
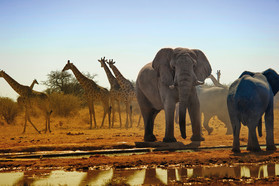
195 80 204 86
169 84 175 89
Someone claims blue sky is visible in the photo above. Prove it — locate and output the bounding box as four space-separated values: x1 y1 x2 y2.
0 0 279 100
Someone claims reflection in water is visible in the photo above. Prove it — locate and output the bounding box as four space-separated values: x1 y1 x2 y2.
241 166 251 178
1 164 279 185
32 170 87 185
0 172 23 185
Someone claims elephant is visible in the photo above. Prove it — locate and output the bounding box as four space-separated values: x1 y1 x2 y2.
227 68 279 152
175 84 233 135
136 47 212 142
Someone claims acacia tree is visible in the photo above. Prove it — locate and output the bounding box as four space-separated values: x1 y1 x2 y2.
42 70 97 97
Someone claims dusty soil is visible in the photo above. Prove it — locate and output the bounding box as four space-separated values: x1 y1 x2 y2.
1 106 279 184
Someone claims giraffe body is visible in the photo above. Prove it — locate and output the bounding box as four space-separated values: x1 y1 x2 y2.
0 71 51 133
62 61 111 129
107 60 138 128
98 57 125 128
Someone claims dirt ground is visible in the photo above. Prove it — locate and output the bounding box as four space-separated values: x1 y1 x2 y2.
1 106 279 184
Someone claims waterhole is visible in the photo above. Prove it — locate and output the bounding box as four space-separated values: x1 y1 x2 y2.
1 163 279 185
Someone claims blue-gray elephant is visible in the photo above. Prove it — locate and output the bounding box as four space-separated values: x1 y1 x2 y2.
227 68 279 152
136 47 212 142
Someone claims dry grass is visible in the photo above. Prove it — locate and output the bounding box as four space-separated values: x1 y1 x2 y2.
0 101 279 153
0 97 20 124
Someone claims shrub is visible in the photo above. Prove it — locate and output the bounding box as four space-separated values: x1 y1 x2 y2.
0 97 20 124
49 93 81 117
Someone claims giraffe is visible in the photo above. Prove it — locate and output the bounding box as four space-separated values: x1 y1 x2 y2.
208 74 225 88
0 70 51 133
30 79 39 89
17 79 39 108
98 57 123 128
216 70 221 83
107 59 137 128
62 60 111 129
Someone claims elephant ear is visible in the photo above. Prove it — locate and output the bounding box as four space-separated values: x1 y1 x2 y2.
263 68 279 95
191 49 212 82
152 48 174 85
239 71 255 78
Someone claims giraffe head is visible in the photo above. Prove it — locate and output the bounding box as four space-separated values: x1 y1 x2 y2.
107 59 116 68
98 57 107 68
62 60 73 72
0 70 4 77
33 79 39 85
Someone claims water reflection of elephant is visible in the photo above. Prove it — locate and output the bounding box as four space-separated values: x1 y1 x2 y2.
7 164 279 185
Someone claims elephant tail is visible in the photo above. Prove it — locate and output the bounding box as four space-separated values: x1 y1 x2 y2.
258 118 262 137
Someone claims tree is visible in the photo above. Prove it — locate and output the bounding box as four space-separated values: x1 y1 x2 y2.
42 70 97 97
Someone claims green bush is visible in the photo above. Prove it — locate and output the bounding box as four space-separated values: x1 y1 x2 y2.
0 97 20 124
49 93 81 117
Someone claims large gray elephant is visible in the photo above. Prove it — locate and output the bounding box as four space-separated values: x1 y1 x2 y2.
227 68 279 152
175 83 232 135
197 85 232 135
136 47 212 142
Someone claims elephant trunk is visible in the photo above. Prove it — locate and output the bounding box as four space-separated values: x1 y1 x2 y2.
179 100 187 139
178 86 191 139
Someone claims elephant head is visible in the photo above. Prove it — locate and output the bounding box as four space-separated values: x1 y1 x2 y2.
152 47 212 139
263 68 279 95
240 68 279 95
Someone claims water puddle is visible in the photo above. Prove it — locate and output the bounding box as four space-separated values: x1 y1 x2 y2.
1 163 279 185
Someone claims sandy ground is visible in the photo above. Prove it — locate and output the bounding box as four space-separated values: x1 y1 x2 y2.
1 106 279 184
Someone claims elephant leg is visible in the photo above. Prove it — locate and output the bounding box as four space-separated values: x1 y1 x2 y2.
265 104 276 151
163 100 177 143
143 108 159 142
203 113 213 135
188 91 204 141
136 88 158 141
219 114 233 135
227 98 241 152
247 126 261 152
174 103 179 124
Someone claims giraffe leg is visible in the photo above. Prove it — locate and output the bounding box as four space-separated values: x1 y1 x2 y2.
125 102 129 128
111 99 116 128
129 104 133 128
100 107 107 128
22 107 28 134
117 100 122 128
88 104 93 129
27 114 40 134
91 103 97 128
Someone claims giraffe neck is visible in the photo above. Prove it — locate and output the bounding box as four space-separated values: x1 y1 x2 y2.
101 61 120 90
109 64 127 83
109 64 134 91
209 74 224 87
70 64 97 88
30 81 37 89
1 71 30 96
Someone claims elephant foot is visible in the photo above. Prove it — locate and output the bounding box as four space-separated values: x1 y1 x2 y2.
190 135 205 142
163 137 177 143
267 145 277 151
232 147 241 153
144 134 157 142
247 145 261 152
207 127 213 135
